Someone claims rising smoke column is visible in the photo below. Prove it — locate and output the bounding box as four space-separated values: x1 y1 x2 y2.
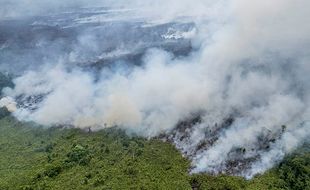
0 0 310 178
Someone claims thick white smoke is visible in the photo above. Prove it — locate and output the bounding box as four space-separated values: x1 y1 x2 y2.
0 96 17 112
1 0 309 178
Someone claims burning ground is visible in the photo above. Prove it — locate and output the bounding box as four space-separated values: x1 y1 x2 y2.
0 0 309 183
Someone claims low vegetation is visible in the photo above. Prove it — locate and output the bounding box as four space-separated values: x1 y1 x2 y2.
0 116 309 190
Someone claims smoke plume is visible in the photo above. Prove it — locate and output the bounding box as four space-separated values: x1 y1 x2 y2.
0 0 309 178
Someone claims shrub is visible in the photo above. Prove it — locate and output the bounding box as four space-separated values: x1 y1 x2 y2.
278 154 310 190
65 145 91 166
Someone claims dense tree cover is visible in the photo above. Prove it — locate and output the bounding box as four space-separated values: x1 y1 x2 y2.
0 116 309 190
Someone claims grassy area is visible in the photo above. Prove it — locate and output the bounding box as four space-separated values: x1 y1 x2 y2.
0 116 309 190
